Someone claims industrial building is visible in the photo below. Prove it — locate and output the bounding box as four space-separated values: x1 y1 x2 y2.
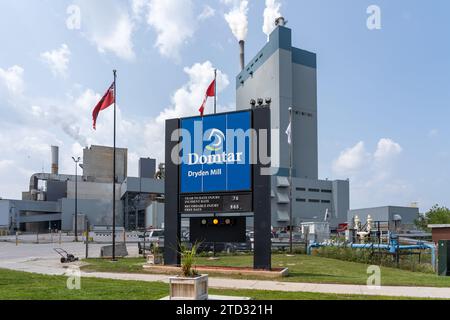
2 22 422 236
0 145 164 233
236 21 349 229
348 206 420 232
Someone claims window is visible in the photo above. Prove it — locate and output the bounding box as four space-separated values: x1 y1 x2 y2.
321 200 331 204
308 188 320 192
296 199 306 202
309 199 320 203
321 189 332 193
296 187 306 191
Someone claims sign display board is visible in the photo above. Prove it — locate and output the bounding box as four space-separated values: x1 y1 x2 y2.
164 107 271 269
180 193 252 214
190 217 247 243
179 111 252 214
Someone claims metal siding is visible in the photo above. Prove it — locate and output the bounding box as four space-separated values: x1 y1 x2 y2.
139 158 156 179
46 180 67 201
0 200 9 226
61 198 123 231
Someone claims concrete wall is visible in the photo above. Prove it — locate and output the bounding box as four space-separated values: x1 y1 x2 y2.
236 26 318 179
82 145 127 183
272 177 349 229
61 198 123 231
67 181 121 200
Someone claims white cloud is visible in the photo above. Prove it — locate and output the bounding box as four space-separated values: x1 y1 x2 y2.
198 5 216 20
0 59 230 199
0 160 14 171
332 141 369 176
224 0 249 41
131 0 149 18
0 65 25 97
76 0 135 60
263 0 282 40
146 0 196 60
332 138 409 208
374 138 402 164
41 44 71 78
143 61 230 162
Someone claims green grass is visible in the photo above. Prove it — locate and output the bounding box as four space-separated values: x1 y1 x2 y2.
0 268 168 300
81 254 450 288
0 268 427 300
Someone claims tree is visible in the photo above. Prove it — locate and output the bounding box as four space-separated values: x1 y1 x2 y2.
415 205 450 231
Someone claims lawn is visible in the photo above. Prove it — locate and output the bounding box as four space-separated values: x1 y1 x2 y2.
81 254 450 288
0 268 426 300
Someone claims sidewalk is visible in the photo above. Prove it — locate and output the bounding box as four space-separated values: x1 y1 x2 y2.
2 256 450 299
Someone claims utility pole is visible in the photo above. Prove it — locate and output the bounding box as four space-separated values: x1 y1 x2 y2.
72 156 81 242
112 69 117 261
214 69 217 114
288 107 294 254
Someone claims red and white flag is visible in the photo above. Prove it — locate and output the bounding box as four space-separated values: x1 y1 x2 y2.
92 83 115 130
198 79 215 117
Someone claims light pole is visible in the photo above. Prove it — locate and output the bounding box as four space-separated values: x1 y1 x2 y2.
72 156 81 242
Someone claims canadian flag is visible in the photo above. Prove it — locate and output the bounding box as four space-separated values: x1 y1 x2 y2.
92 83 115 130
198 79 215 117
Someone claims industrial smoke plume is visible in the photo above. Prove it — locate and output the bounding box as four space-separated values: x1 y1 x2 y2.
263 0 282 41
224 0 249 41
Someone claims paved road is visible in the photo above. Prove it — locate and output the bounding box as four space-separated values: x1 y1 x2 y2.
1 243 450 299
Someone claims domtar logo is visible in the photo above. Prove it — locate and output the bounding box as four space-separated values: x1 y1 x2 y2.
187 128 244 165
205 129 225 152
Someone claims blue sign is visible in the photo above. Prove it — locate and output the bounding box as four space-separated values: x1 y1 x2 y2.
180 111 252 194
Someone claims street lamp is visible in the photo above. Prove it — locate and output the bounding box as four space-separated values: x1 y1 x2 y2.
72 156 81 242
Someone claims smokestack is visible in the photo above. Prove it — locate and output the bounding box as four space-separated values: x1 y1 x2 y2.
275 16 286 27
51 146 59 175
239 40 245 71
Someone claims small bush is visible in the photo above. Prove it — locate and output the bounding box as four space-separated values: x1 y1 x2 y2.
313 246 434 274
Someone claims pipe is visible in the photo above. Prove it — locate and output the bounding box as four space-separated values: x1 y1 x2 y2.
239 40 245 71
51 146 59 175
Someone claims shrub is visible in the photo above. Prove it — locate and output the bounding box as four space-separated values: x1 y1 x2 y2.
313 246 434 274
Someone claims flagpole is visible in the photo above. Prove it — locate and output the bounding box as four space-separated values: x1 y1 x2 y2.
288 107 293 254
214 69 217 114
112 69 117 261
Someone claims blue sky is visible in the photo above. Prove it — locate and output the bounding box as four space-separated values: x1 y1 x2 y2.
0 0 448 212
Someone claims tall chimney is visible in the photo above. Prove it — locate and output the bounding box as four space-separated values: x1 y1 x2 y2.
239 40 245 71
51 146 59 175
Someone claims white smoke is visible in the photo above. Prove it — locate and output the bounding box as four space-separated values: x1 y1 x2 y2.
224 0 249 41
263 0 282 41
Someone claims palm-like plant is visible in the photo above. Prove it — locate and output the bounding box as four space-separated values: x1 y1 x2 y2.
180 242 200 278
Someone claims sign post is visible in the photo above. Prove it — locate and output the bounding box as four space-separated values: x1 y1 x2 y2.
164 108 271 270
